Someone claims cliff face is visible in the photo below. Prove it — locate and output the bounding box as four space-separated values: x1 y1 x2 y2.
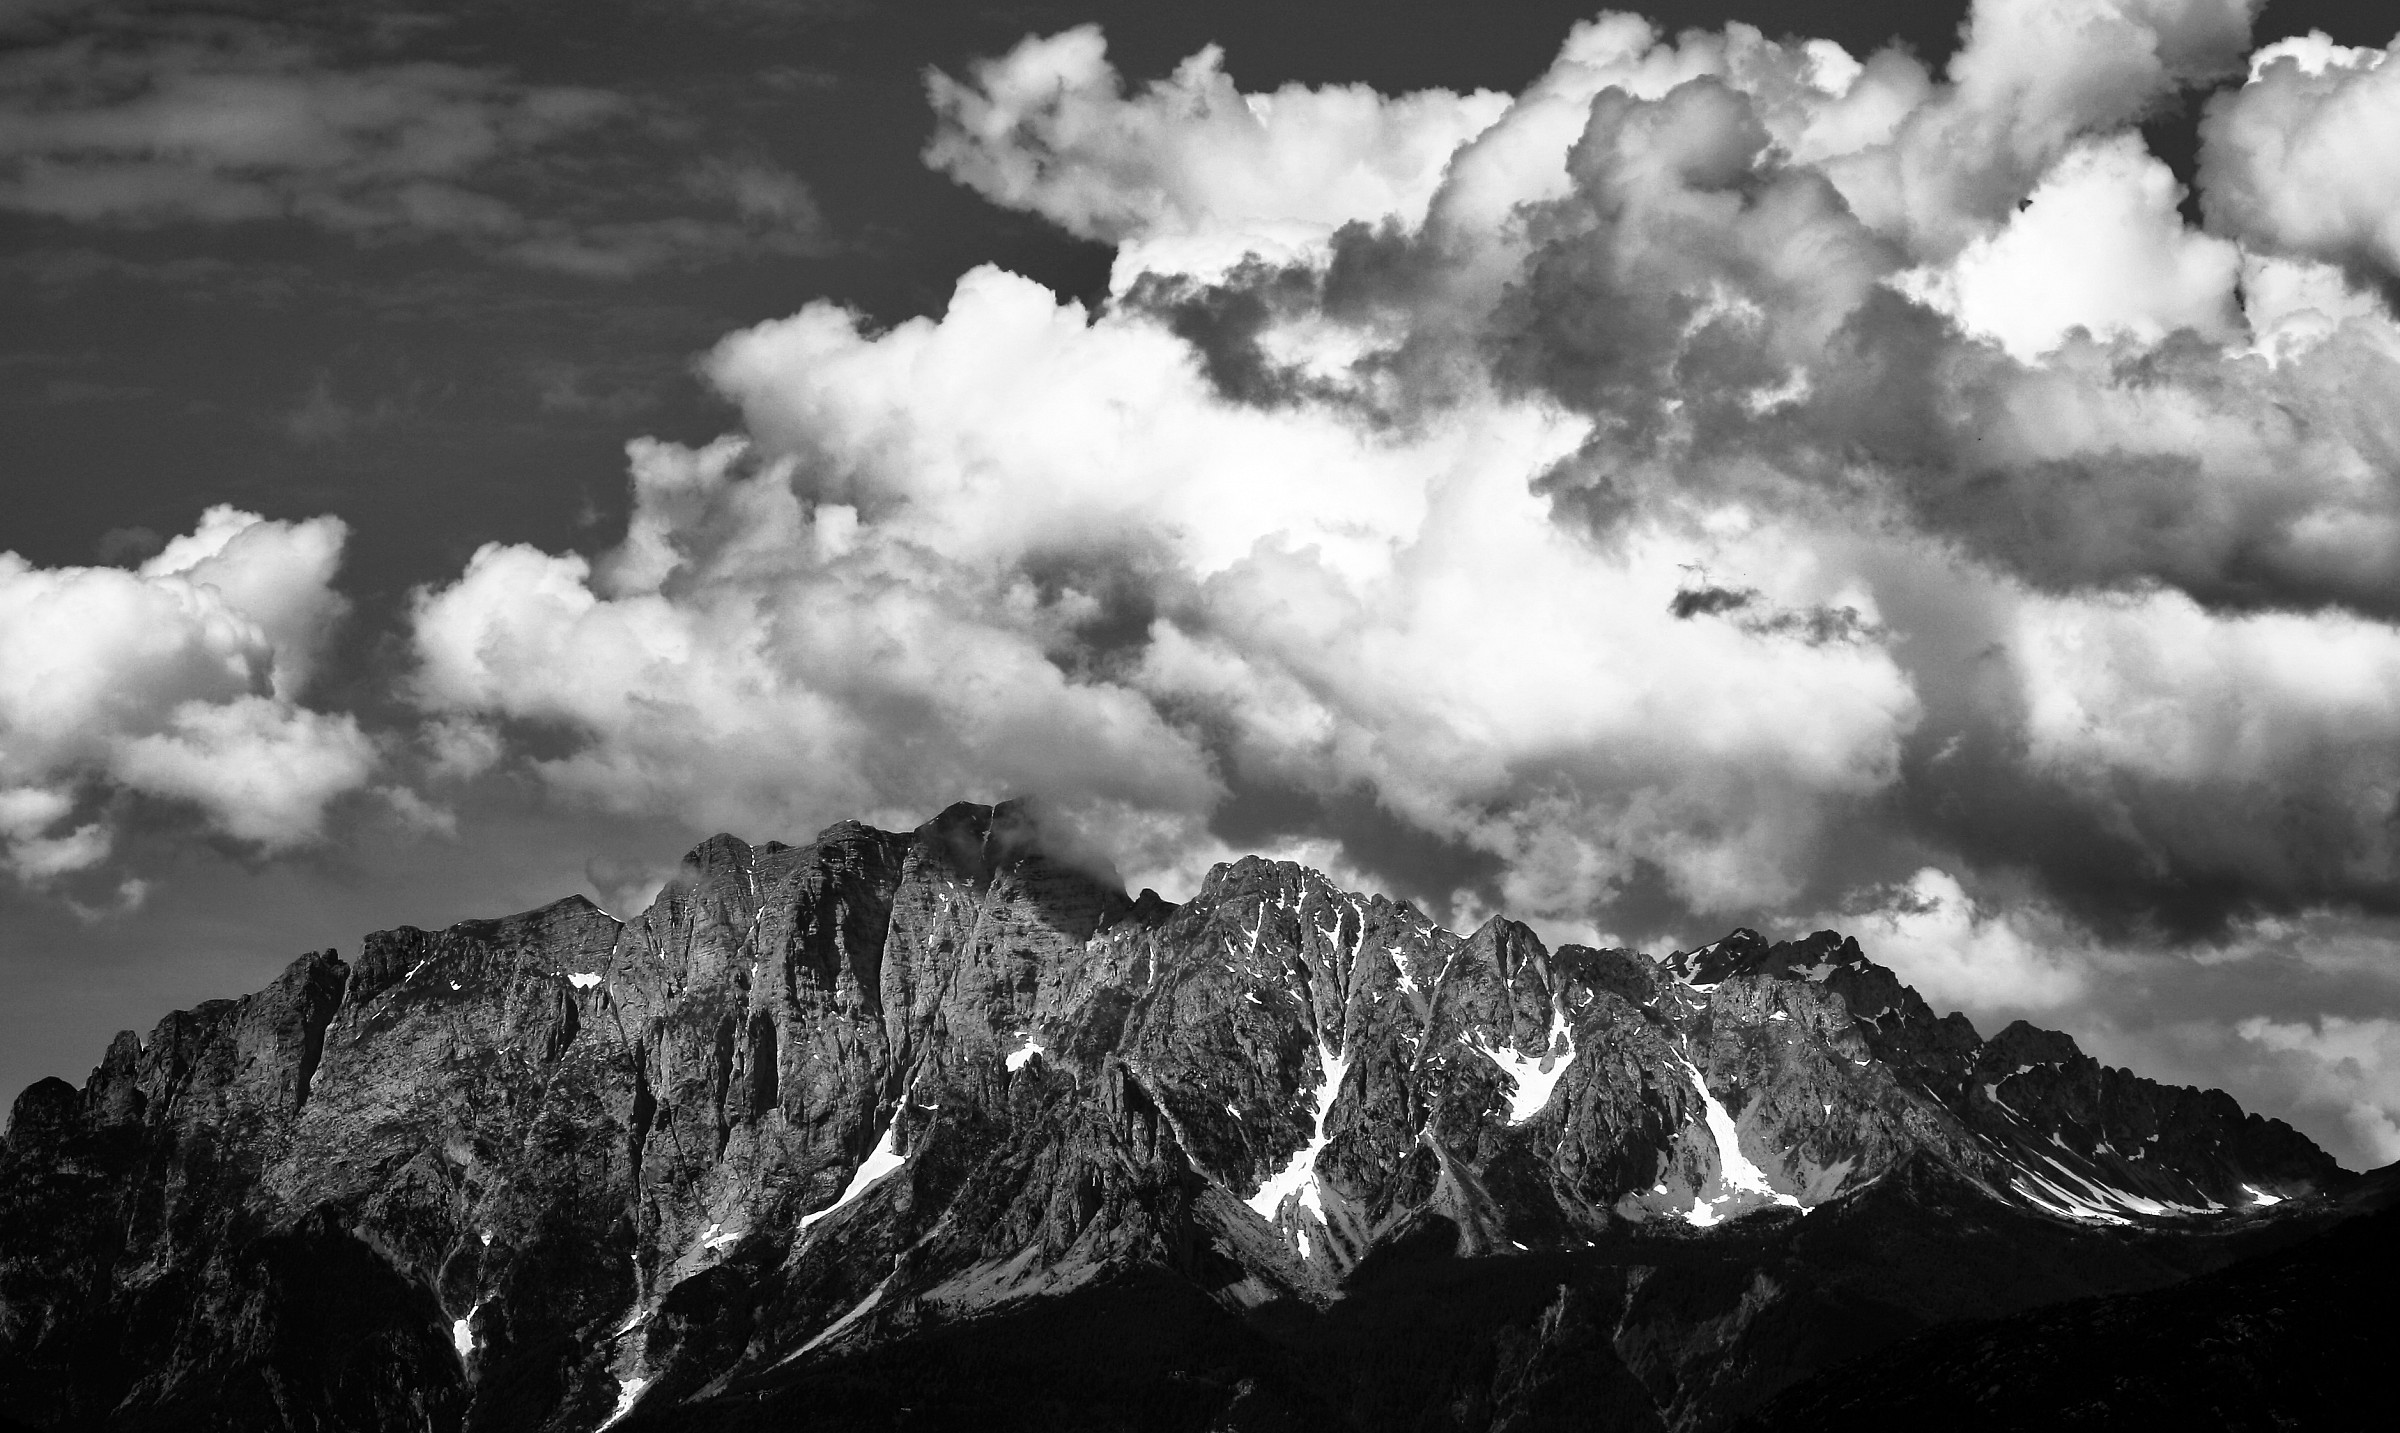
0 802 2348 1432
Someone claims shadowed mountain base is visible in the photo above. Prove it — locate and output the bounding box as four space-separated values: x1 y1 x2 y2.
1739 1172 2400 1432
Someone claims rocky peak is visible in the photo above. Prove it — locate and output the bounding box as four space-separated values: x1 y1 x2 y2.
79 947 348 1139
0 807 2352 1433
1978 1018 2087 1073
4 1076 82 1154
1663 926 1771 983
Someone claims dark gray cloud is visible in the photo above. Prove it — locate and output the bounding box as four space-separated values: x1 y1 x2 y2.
1120 259 1340 408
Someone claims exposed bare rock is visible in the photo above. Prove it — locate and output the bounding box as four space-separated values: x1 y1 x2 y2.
0 801 2356 1432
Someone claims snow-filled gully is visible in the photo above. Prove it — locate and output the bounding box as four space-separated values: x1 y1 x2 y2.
1669 1046 1800 1226
1247 1040 1351 1230
2005 1151 2221 1224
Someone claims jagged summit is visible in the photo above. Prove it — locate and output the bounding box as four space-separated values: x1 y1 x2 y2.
1665 927 1871 986
0 803 2351 1433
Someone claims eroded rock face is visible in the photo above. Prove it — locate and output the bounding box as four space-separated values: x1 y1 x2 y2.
0 803 2348 1432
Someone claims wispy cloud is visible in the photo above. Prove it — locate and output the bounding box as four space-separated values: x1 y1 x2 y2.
0 11 831 273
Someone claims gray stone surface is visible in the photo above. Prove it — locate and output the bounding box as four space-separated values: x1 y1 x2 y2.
0 802 2346 1432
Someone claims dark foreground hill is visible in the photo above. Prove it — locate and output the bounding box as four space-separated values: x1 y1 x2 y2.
0 801 2374 1431
1740 1167 2400 1431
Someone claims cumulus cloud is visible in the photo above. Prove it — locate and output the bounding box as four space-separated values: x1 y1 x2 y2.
1903 134 2241 359
2239 252 2391 364
398 0 2400 979
1847 0 2261 254
0 15 828 273
409 428 1225 880
925 25 1510 282
2200 31 2400 285
1443 52 2400 624
407 260 1927 926
928 3 2261 283
0 507 373 884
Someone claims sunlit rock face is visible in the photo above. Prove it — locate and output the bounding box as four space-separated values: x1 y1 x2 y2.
0 802 2346 1432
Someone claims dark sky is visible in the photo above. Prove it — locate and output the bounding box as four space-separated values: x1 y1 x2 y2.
6 0 2400 1167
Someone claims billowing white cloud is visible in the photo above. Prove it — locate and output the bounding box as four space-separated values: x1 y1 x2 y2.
921 1 2265 288
1765 0 2252 260
2239 252 2391 365
1904 134 2241 359
399 3 2400 956
1832 867 2089 1015
706 266 1438 577
409 430 1225 863
136 502 350 695
0 508 373 882
1131 479 1919 919
2201 31 2400 281
410 262 1924 925
925 4 2264 291
1428 26 2400 622
924 25 1510 282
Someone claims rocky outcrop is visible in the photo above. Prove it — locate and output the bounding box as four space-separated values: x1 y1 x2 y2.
0 802 2352 1432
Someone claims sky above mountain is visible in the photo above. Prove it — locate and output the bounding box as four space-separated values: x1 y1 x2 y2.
5 0 2400 1169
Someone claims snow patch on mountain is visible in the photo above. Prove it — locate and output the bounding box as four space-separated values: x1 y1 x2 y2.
800 1113 908 1232
450 1300 482 1360
2011 1167 2134 1225
1471 1001 1576 1125
596 1375 648 1431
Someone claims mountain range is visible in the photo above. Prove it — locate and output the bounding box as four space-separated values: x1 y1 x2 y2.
1 800 2386 1431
